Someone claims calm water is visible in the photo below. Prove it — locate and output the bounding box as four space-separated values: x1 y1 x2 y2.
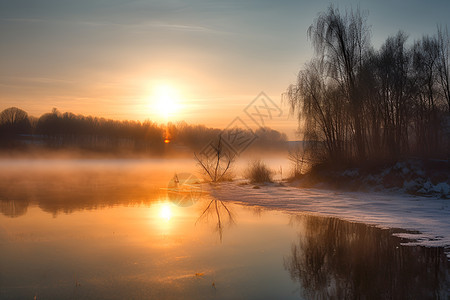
0 159 449 299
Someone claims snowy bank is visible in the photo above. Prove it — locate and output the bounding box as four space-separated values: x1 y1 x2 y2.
208 182 450 258
294 159 450 199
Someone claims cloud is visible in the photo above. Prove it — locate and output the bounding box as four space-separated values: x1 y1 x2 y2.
146 21 224 34
0 76 74 86
75 19 229 35
0 17 46 23
0 15 228 36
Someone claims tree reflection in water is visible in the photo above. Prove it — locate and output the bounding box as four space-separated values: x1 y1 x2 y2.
0 199 29 217
0 167 167 217
196 197 235 242
284 215 450 299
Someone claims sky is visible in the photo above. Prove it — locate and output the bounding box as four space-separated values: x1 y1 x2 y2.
1 0 449 139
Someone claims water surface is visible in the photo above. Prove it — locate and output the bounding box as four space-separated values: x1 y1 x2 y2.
0 159 448 299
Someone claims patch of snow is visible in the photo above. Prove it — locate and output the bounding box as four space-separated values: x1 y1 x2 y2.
312 159 449 198
342 169 359 177
424 181 433 191
403 179 420 192
434 182 450 195
208 182 450 258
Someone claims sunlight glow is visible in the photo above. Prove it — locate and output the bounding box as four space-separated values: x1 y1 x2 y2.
160 203 172 221
153 84 180 120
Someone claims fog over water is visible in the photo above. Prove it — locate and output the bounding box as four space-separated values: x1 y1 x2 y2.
0 156 291 218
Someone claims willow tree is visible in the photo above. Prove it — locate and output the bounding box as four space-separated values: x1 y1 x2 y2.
286 5 371 162
311 5 371 159
286 58 350 162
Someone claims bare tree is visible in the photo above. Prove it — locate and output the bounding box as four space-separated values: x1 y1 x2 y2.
436 25 450 112
288 142 309 176
194 136 235 182
307 5 371 159
412 35 442 156
287 5 449 164
375 31 412 158
0 107 31 136
285 57 352 162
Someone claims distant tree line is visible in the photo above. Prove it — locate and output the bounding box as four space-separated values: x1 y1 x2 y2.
286 6 450 165
0 107 287 155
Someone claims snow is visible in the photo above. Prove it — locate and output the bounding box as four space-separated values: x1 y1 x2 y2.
433 182 450 195
208 181 450 258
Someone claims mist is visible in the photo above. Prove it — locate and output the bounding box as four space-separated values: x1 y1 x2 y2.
0 107 291 159
0 158 199 217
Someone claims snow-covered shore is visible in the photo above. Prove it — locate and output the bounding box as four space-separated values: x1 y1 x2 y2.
208 181 450 258
293 160 450 199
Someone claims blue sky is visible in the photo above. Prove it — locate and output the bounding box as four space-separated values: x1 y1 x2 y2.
1 0 449 137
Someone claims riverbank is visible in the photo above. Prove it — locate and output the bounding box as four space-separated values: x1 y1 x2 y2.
291 159 449 198
207 181 450 258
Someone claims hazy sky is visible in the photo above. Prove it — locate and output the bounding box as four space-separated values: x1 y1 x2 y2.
1 0 449 138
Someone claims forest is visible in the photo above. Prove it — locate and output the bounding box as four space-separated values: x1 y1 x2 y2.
285 6 449 166
0 106 287 156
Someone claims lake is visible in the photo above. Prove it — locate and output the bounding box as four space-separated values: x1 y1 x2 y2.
0 159 449 299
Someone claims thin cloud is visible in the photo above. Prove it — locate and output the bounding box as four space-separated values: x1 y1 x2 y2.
78 19 229 35
147 21 223 34
0 16 229 35
0 76 73 85
0 17 46 23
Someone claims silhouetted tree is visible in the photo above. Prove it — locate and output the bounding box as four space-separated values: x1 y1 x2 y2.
307 5 371 159
286 5 449 165
0 107 31 137
412 35 444 157
1 107 289 156
194 136 235 182
375 31 412 158
436 25 450 112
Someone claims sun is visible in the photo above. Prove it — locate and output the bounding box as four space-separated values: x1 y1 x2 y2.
153 84 180 120
159 203 172 221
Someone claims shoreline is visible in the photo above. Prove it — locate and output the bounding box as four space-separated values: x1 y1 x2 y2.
290 159 450 199
207 181 450 258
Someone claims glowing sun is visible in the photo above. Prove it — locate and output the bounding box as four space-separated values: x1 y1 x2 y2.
153 84 180 120
160 203 172 221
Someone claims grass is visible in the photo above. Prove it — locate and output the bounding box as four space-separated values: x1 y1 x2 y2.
246 160 273 183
